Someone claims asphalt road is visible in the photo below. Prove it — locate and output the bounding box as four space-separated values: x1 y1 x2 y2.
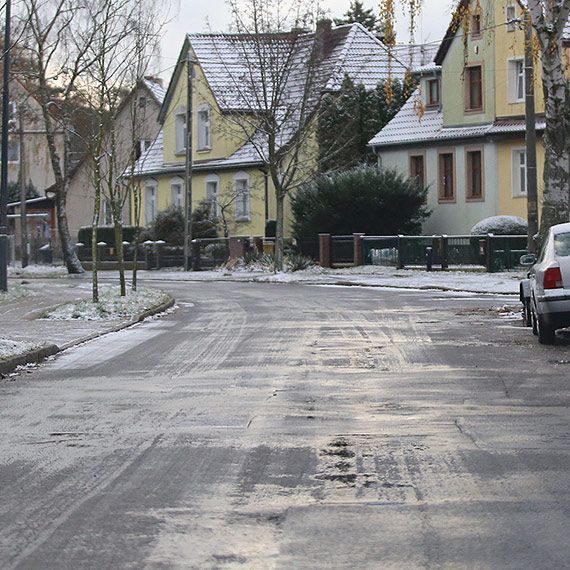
1 281 570 570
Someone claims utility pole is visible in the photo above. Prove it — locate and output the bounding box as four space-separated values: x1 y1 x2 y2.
183 53 194 271
524 10 538 254
19 107 28 268
0 0 11 291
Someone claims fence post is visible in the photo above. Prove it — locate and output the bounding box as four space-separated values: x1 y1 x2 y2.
397 235 405 269
191 239 201 271
441 235 449 270
97 241 106 263
353 233 365 266
154 240 165 269
229 236 249 259
319 233 331 268
486 234 493 272
143 240 154 269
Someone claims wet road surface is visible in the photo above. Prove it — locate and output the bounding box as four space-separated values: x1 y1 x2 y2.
1 281 570 569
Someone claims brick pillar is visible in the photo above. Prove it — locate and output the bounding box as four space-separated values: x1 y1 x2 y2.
319 233 331 268
353 233 365 266
253 236 263 255
229 236 249 259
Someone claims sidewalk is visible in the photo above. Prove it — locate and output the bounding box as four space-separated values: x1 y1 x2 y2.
0 275 173 374
0 264 525 375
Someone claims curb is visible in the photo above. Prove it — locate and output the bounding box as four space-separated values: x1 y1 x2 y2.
0 294 176 377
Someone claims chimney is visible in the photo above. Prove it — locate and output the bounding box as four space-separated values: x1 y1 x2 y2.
314 19 333 60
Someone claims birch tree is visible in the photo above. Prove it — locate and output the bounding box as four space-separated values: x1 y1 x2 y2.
526 0 570 234
20 0 95 274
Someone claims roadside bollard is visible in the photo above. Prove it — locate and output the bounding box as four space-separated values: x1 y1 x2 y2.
426 246 433 271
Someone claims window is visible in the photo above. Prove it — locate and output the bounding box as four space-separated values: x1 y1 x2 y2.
466 65 483 111
144 180 157 224
554 233 570 257
205 174 219 217
512 149 526 197
103 200 113 225
234 172 250 220
409 154 425 188
438 151 455 201
508 59 525 102
197 103 211 150
7 140 19 163
136 139 153 160
466 149 483 200
175 108 187 153
426 79 440 106
170 178 184 208
471 13 482 37
506 4 516 31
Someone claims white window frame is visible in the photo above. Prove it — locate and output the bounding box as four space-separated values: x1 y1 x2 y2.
512 148 527 197
205 173 220 217
102 199 113 225
508 58 525 103
233 171 250 221
175 106 187 154
170 177 184 208
506 4 517 32
144 179 158 224
197 102 211 151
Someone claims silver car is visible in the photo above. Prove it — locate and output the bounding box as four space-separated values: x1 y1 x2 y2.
520 222 570 344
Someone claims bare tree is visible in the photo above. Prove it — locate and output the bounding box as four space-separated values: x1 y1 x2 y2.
19 0 97 273
81 0 164 300
206 0 328 270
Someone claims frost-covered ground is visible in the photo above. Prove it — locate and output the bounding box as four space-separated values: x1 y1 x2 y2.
8 263 68 279
133 264 526 295
0 283 28 303
42 284 171 321
0 338 50 360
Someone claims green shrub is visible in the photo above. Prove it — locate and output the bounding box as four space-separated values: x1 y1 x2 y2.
286 253 314 272
292 165 430 240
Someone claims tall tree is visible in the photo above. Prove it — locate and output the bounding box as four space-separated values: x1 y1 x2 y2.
217 0 327 271
526 0 570 236
20 0 95 273
318 74 414 171
334 0 380 33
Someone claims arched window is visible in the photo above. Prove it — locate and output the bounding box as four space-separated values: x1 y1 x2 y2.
197 102 211 150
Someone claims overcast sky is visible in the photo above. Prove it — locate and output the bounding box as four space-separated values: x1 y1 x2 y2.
156 0 454 79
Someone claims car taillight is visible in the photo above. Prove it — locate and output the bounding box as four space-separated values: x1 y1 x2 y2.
544 266 564 289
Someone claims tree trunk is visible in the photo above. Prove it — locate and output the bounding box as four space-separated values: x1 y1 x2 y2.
274 189 285 271
56 185 84 274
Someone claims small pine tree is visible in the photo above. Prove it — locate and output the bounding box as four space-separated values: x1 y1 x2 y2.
334 0 380 33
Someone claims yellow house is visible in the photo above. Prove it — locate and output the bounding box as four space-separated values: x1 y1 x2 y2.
370 0 563 235
130 21 428 237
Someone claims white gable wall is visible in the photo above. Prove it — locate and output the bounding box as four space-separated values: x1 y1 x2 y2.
378 141 499 235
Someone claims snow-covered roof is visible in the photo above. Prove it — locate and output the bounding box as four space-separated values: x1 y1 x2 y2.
142 78 167 105
369 88 545 148
131 130 264 178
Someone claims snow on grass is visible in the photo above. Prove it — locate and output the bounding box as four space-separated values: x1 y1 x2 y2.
8 264 68 279
0 283 28 303
0 338 49 360
42 285 170 321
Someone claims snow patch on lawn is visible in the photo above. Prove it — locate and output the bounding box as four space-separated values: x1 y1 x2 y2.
0 283 28 303
8 264 68 278
42 285 170 321
0 338 49 360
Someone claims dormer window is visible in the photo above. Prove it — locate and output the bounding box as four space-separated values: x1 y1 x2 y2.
427 79 440 106
197 103 211 151
471 13 481 38
465 65 483 112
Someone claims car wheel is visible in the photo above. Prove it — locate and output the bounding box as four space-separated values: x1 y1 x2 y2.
537 315 556 344
522 298 532 327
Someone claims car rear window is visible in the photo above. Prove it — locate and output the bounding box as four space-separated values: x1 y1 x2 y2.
554 232 570 257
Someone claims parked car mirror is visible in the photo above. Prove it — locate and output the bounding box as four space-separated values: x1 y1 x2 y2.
520 253 537 266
